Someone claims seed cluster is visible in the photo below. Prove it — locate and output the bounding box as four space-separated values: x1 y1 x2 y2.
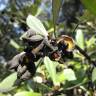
7 29 74 86
7 52 36 86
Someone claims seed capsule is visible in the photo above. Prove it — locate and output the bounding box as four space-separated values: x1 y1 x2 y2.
7 52 25 70
57 35 75 52
17 65 27 78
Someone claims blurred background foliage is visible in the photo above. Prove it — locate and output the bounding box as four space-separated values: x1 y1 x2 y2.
0 0 96 96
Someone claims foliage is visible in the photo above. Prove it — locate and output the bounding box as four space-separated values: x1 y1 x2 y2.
0 0 96 96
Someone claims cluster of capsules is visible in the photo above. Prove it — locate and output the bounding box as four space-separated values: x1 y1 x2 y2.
7 15 75 86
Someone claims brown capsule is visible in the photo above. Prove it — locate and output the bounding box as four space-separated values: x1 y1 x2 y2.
49 51 61 61
20 29 36 40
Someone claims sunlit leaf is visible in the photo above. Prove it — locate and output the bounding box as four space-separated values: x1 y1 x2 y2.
0 93 6 96
26 14 48 37
75 29 85 50
57 71 65 83
44 56 59 85
81 0 96 16
14 91 42 96
35 6 43 17
48 28 54 33
92 68 96 82
10 39 20 49
86 36 96 48
55 68 77 83
0 73 17 92
64 69 76 81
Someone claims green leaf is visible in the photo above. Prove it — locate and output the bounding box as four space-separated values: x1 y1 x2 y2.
92 68 96 82
64 69 76 81
86 36 96 48
57 71 66 83
26 14 48 37
44 56 59 85
56 68 77 83
75 29 85 50
0 73 17 92
52 0 62 36
14 91 42 96
0 93 6 96
81 0 96 16
10 39 20 49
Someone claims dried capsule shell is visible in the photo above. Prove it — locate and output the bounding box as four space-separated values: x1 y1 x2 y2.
20 70 32 81
13 61 36 86
7 52 25 70
19 52 35 65
23 35 43 42
17 65 27 78
20 29 36 40
21 29 44 47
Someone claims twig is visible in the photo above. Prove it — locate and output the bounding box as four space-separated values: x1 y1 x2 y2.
72 23 79 33
75 45 96 66
44 81 87 96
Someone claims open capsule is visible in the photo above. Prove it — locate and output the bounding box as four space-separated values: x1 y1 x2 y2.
57 35 75 52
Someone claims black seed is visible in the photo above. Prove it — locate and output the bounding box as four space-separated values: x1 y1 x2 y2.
26 61 36 75
62 51 73 59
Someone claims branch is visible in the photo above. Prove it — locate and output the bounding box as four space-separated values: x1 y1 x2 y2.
75 45 96 66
